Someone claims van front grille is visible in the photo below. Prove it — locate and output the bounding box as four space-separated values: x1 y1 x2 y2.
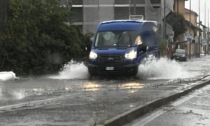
97 55 124 66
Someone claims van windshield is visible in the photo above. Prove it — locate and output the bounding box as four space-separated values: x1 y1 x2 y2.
95 31 138 48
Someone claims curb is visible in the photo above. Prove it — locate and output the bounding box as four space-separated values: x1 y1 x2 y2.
104 79 210 126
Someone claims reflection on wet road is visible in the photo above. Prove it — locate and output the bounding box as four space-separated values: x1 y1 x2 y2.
0 56 210 125
0 78 146 103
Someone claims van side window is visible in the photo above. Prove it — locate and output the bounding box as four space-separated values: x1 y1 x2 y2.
135 35 142 45
141 31 158 46
141 22 158 46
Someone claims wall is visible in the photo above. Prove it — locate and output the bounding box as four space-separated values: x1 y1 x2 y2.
174 0 185 14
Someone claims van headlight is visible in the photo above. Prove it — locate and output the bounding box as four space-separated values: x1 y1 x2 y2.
89 51 98 59
125 50 137 60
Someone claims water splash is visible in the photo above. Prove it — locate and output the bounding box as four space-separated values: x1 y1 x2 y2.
0 85 2 99
50 60 89 79
0 71 18 81
50 58 196 80
137 58 195 80
12 90 26 100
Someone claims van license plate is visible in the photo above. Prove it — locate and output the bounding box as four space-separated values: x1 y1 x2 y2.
106 67 114 71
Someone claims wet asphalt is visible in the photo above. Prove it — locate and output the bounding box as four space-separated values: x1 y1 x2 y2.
0 55 210 126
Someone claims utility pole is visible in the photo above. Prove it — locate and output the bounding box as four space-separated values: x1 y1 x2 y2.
163 0 166 56
98 0 99 23
198 0 201 57
208 9 209 55
176 0 179 12
129 0 131 16
161 0 168 57
134 0 136 15
204 1 207 55
189 0 191 59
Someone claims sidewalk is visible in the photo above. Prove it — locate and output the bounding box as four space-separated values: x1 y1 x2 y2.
103 76 210 126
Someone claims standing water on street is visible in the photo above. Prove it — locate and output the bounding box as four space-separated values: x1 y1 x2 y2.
49 58 199 80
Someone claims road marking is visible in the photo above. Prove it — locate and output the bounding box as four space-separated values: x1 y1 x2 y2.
132 109 166 126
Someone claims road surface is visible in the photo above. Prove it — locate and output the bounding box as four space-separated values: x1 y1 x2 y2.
0 56 210 125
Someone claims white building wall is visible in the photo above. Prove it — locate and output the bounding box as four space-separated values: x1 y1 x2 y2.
83 0 114 33
77 0 174 34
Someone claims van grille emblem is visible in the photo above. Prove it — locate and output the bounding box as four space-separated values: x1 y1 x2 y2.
108 57 114 60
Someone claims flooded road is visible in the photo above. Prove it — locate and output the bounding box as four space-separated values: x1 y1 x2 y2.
0 56 210 125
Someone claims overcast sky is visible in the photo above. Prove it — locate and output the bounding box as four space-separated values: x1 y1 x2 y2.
185 0 210 26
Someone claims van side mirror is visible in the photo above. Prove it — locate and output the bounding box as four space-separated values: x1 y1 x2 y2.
85 34 94 52
138 45 148 52
90 36 94 43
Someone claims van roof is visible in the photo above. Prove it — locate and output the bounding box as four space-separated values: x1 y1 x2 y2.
97 20 157 32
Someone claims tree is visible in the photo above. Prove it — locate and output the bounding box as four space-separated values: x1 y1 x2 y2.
0 0 8 33
165 12 187 41
0 0 86 75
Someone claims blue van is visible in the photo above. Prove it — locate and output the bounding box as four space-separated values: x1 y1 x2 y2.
87 20 160 76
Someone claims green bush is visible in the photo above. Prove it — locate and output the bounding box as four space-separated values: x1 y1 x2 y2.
0 0 87 75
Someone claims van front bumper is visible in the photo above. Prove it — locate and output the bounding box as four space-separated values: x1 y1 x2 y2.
87 63 138 75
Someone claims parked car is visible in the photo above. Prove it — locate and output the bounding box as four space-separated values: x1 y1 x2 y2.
172 49 187 61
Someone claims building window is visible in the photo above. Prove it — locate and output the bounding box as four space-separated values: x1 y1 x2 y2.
153 6 161 9
114 6 145 19
150 0 161 4
72 0 82 5
130 7 145 16
70 7 83 22
131 0 145 4
60 0 82 5
114 7 129 19
115 0 129 4
115 0 145 4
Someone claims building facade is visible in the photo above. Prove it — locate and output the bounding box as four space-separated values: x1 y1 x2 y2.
184 8 199 57
65 0 172 34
